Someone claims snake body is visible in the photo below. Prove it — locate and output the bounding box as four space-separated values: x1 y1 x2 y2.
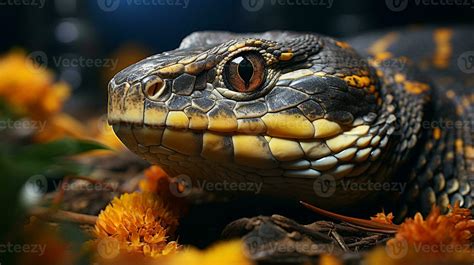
108 27 474 219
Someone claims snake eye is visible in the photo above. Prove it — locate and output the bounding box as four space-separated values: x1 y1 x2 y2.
223 52 266 93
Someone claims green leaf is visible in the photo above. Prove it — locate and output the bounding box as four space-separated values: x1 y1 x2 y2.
19 138 110 159
0 138 110 240
0 99 20 119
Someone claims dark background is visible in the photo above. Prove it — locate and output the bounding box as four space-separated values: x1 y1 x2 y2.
0 0 472 109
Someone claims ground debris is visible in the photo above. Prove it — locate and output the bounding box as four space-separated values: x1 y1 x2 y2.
222 215 390 264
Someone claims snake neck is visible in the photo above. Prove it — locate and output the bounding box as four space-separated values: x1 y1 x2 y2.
365 58 432 214
392 73 474 219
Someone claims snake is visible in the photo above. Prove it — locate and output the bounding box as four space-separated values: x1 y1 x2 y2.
108 27 474 220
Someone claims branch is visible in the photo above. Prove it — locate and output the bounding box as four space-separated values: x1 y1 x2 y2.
29 207 98 225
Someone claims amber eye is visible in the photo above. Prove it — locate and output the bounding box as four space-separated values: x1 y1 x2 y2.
223 52 266 93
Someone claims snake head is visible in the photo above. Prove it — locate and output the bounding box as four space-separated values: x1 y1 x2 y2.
108 31 396 207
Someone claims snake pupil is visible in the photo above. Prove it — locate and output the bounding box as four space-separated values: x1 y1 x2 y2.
237 56 254 85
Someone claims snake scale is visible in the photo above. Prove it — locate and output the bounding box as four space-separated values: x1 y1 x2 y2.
108 26 474 220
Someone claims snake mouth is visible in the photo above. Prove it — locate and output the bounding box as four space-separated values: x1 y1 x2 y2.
113 121 278 170
113 115 386 180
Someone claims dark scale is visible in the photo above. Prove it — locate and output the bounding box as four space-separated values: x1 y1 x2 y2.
349 27 474 219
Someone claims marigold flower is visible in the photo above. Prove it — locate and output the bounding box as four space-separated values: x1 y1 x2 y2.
0 50 70 120
139 165 170 193
139 166 188 217
370 211 394 225
94 192 180 258
33 113 87 142
391 203 473 246
90 118 126 151
319 254 343 265
160 240 254 265
20 217 77 265
366 203 474 265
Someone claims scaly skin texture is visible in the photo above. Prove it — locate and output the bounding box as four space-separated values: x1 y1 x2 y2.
108 28 473 218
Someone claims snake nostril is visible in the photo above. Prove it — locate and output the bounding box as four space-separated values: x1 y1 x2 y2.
143 76 166 100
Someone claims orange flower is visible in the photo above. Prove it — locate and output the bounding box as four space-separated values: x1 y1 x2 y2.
139 166 188 217
20 217 77 265
94 192 180 259
89 117 126 151
391 203 473 246
370 211 394 225
139 165 170 193
0 50 127 149
366 203 474 265
33 113 87 142
0 50 70 120
319 254 343 265
160 240 254 265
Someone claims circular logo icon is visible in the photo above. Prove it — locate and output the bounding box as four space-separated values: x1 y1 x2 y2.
385 238 408 259
97 0 120 12
242 235 264 259
169 174 192 197
242 0 264 12
25 175 48 195
385 0 408 12
97 237 120 259
26 51 48 71
458 51 474 74
313 174 336 198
